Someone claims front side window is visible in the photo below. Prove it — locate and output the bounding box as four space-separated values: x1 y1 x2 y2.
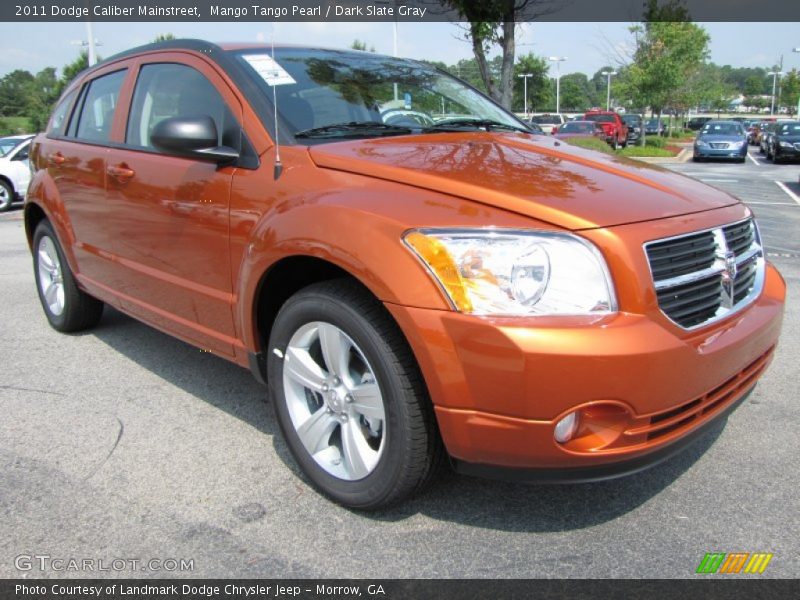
231 48 526 143
126 63 240 150
47 89 78 137
73 70 127 142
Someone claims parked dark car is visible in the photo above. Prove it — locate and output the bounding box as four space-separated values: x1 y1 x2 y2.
760 123 778 156
644 118 665 136
693 120 748 162
687 117 712 131
621 114 643 143
552 120 605 140
768 121 800 163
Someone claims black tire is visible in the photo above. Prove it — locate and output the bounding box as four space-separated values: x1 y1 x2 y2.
267 279 444 510
33 220 103 332
611 137 619 151
0 179 14 212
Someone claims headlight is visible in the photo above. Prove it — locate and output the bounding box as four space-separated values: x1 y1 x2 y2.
779 141 793 148
403 229 616 316
695 140 708 147
731 141 744 148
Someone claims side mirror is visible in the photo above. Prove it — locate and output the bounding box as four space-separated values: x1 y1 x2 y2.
151 115 239 165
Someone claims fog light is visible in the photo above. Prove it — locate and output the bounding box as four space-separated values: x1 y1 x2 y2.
554 411 579 443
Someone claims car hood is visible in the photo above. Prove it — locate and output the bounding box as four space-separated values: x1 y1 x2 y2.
308 132 739 231
776 134 800 142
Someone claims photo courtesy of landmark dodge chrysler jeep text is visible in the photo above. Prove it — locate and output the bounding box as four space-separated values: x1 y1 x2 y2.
25 40 785 509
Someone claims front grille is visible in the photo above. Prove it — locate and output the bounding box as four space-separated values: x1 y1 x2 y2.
710 142 729 149
644 218 764 329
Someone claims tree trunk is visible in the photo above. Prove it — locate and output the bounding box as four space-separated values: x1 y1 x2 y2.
471 23 498 102
498 19 516 110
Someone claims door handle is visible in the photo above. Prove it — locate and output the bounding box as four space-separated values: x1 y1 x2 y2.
107 164 135 181
48 152 65 166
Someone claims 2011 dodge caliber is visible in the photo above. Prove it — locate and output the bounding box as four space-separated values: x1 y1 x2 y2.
26 40 785 509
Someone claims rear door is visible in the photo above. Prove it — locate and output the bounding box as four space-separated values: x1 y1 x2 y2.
6 138 32 195
43 65 131 285
104 55 243 356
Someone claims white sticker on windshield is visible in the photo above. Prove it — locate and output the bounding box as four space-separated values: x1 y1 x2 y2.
242 54 296 86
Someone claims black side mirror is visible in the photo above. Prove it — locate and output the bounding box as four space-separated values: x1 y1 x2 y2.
151 115 239 165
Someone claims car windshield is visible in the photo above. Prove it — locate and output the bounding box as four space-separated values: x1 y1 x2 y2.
560 122 595 133
701 123 743 136
0 137 24 157
531 115 562 125
779 123 800 134
646 119 661 126
585 114 614 123
231 48 523 143
622 115 641 124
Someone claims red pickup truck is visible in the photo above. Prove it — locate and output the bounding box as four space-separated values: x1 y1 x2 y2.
584 109 629 149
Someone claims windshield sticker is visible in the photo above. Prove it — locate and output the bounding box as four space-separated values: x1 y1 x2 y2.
242 54 296 86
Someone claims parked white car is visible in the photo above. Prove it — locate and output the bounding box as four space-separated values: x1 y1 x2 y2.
528 113 566 135
0 134 34 211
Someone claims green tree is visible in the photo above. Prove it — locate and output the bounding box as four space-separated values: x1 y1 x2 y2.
782 69 800 115
0 69 35 116
513 53 549 112
625 17 710 119
154 33 175 42
558 72 594 111
55 51 91 97
443 1 562 109
25 67 59 131
350 39 375 52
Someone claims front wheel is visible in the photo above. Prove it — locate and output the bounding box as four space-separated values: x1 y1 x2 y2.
267 279 443 510
33 220 104 332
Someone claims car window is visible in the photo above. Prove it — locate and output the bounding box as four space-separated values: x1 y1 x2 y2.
13 142 30 161
779 124 800 134
126 63 240 150
701 123 742 135
0 137 24 156
73 70 127 143
47 89 78 137
531 115 562 125
586 114 614 123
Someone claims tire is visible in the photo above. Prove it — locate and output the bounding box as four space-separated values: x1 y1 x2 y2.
0 179 14 212
693 156 703 162
267 279 443 510
33 220 104 332
611 137 619 151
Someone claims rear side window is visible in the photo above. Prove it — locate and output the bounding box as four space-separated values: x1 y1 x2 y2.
72 70 127 143
126 63 240 150
47 89 77 136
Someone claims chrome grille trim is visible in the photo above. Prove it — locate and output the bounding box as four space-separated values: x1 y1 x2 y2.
644 218 765 330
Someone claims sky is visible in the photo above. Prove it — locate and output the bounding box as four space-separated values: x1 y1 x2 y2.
0 21 798 79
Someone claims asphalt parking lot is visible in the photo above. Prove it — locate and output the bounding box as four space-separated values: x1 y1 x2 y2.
1 150 798 579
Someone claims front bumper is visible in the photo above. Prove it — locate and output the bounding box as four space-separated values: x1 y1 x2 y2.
385 263 784 474
775 145 800 160
694 145 747 159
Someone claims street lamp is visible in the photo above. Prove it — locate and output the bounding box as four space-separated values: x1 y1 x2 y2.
601 70 618 111
767 70 784 115
548 56 567 114
518 73 533 117
794 48 800 116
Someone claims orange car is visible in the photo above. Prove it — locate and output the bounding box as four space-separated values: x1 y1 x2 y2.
25 40 785 509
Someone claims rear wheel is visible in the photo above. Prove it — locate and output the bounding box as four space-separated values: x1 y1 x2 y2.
267 279 443 510
33 220 103 332
0 180 14 212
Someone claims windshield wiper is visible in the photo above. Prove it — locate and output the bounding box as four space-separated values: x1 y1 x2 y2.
294 122 413 139
423 119 531 134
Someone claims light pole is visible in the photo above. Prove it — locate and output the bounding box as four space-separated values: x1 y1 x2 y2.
767 70 783 115
601 70 617 111
794 48 800 116
518 73 533 117
548 56 567 114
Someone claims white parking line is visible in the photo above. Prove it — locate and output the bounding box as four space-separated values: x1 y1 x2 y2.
747 201 799 206
747 152 760 166
701 178 740 183
775 181 800 205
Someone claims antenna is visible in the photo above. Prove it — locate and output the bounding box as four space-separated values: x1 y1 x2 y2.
271 23 283 180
